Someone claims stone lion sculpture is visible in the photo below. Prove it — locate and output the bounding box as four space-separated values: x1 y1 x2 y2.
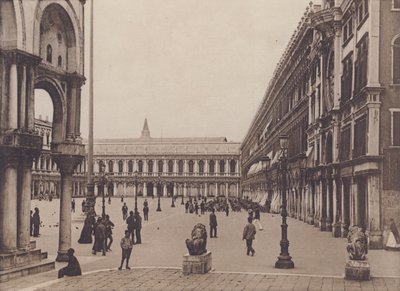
185 223 207 255
346 226 368 260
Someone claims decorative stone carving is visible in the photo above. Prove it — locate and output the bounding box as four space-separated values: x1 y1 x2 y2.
346 226 368 260
185 223 207 255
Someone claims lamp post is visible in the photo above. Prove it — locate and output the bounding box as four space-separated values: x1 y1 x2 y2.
171 184 175 207
156 174 162 212
134 171 139 214
275 134 294 269
99 165 107 218
181 184 185 205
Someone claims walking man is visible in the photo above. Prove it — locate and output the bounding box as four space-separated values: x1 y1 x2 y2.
134 211 142 244
104 215 115 251
126 211 136 243
122 203 128 220
242 217 256 256
209 209 218 238
185 200 189 213
225 204 229 216
143 204 149 221
118 230 133 270
93 217 106 256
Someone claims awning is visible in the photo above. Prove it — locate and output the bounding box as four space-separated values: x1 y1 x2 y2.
261 120 272 137
306 146 314 167
271 150 281 165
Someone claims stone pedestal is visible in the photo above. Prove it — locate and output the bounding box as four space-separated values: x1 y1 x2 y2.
182 251 212 275
345 258 370 281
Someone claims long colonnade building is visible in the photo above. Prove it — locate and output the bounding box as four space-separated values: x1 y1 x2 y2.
91 119 241 198
241 0 400 249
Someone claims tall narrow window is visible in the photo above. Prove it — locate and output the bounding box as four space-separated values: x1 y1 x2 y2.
188 160 194 175
340 126 351 161
118 160 123 173
108 160 114 173
393 37 400 84
128 160 133 173
354 36 368 94
158 160 163 173
138 160 143 173
209 160 215 174
58 56 62 67
354 116 367 158
391 110 400 146
168 160 174 174
341 54 353 103
148 160 153 173
46 44 52 63
178 160 184 174
198 160 204 175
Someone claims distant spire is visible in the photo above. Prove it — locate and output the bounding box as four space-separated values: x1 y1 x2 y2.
141 118 150 138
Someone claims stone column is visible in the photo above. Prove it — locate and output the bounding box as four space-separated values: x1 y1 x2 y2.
225 182 229 197
205 183 208 197
326 179 332 232
123 182 127 197
9 62 18 129
367 175 382 249
0 153 18 252
236 182 239 197
66 80 77 140
341 180 348 238
332 177 341 237
351 180 358 227
54 155 82 262
215 183 218 196
163 184 167 197
184 183 187 197
19 65 27 128
27 66 36 130
143 182 147 197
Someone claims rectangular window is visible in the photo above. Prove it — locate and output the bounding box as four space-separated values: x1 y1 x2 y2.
393 0 400 9
357 0 368 25
343 16 353 44
392 111 400 146
340 126 351 161
341 54 353 103
354 116 367 158
354 36 368 94
393 38 400 84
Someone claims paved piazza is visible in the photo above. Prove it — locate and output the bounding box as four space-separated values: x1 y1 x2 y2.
2 197 400 290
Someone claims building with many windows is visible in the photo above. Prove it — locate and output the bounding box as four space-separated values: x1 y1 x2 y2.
31 117 86 198
32 118 241 199
241 0 400 249
91 119 241 198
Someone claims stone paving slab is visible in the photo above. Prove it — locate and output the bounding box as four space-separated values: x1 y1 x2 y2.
17 268 400 291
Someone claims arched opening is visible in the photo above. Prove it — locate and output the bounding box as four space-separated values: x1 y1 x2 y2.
168 160 173 175
198 160 204 175
39 3 77 71
34 83 64 143
325 132 333 164
147 182 154 197
188 160 194 175
128 160 133 173
138 160 143 173
178 160 184 174
219 160 225 174
158 160 163 174
118 160 123 173
230 160 236 175
209 160 215 175
108 160 114 173
148 160 153 173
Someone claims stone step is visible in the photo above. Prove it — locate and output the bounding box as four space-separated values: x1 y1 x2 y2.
41 252 48 260
0 260 55 283
30 241 36 249
0 249 43 271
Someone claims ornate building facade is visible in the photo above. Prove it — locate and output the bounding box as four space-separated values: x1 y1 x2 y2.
32 117 86 199
91 119 241 198
241 0 400 249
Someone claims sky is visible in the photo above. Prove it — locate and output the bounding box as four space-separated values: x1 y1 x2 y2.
35 0 317 142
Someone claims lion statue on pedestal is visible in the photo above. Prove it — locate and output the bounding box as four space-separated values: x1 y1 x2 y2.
346 226 368 260
186 223 207 255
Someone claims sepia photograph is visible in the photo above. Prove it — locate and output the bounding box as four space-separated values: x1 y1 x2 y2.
0 0 399 290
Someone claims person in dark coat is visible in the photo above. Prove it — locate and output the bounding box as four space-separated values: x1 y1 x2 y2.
225 205 229 216
122 203 128 220
185 201 189 213
104 215 115 251
92 218 106 255
200 201 205 215
195 202 199 215
30 210 34 236
58 248 82 278
209 209 218 238
242 216 256 256
134 212 142 244
126 211 136 243
32 207 41 237
81 199 86 213
71 199 76 213
143 205 149 221
78 215 94 244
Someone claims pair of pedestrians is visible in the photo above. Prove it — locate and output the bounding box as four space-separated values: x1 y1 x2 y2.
126 211 142 244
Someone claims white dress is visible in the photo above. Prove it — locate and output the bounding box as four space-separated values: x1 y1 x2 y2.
386 232 400 250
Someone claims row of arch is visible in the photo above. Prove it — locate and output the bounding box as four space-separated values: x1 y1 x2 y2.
97 159 238 175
